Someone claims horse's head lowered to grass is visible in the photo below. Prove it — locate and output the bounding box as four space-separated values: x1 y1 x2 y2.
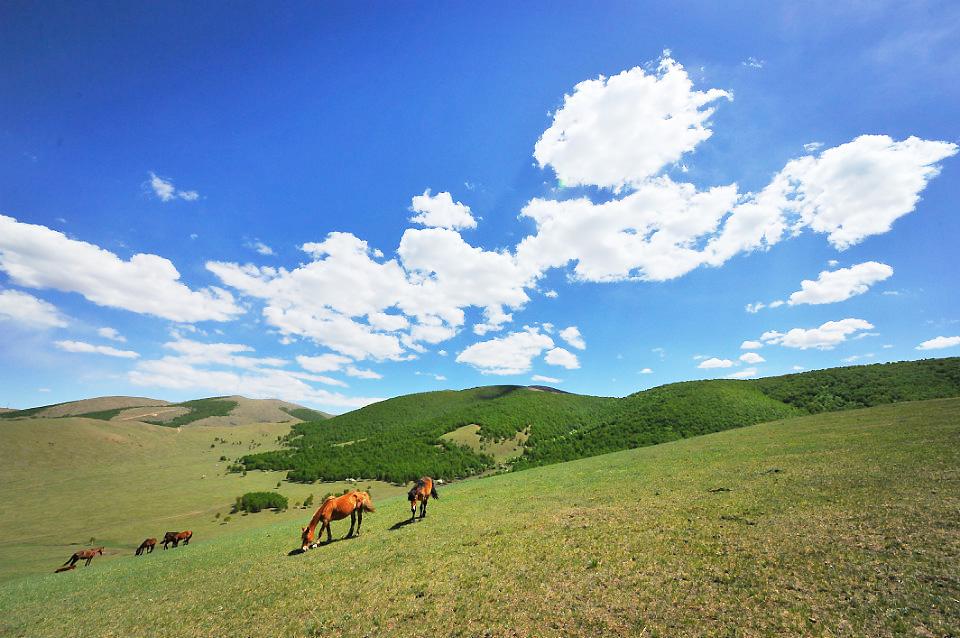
300 491 376 551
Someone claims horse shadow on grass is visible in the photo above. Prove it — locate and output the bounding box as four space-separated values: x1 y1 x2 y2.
388 518 419 531
287 536 357 556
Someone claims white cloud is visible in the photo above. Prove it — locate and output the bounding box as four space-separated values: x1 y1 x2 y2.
760 318 874 350
0 289 68 328
345 366 382 380
544 346 580 369
129 357 378 411
745 302 765 314
787 261 893 305
97 327 126 342
727 367 758 379
916 335 960 350
209 227 533 360
148 172 200 202
531 375 561 383
247 240 274 256
0 215 241 322
804 142 824 153
841 353 875 363
791 365 805 371
296 353 352 373
409 189 477 230
544 290 558 298
742 57 764 69
559 326 586 350
455 326 555 375
55 340 139 359
163 336 291 372
827 259 839 267
534 53 731 191
739 352 765 364
781 136 957 249
638 368 653 374
698 357 734 369
740 340 763 350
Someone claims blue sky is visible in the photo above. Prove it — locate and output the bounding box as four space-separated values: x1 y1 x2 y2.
1 2 958 412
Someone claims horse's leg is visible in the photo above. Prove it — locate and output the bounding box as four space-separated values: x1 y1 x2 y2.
356 509 363 536
410 500 416 521
347 511 356 538
323 520 332 544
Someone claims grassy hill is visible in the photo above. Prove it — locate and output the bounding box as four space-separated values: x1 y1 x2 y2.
240 358 960 483
1 398 957 637
0 403 366 584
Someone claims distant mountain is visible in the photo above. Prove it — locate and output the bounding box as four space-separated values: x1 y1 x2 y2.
0 395 330 426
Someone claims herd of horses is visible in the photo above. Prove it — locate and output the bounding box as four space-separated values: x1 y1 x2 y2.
55 530 192 572
54 476 440 573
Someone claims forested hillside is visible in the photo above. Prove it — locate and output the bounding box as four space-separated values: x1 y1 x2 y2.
240 357 960 483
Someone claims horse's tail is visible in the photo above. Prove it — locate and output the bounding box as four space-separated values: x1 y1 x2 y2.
430 484 439 500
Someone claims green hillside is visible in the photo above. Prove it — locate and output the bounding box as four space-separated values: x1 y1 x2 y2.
2 399 957 637
241 357 960 482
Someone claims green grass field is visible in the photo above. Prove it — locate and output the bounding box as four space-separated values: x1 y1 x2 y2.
0 417 404 583
2 398 957 637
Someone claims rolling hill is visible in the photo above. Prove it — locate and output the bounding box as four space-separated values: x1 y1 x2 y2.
240 357 960 483
2 398 957 637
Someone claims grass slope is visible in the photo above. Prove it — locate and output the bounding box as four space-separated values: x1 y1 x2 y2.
2 399 957 637
243 358 960 483
0 416 405 583
0 396 169 419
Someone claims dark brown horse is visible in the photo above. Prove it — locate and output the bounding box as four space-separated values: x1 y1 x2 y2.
408 476 439 521
135 538 157 555
300 491 375 551
162 530 192 549
63 547 103 567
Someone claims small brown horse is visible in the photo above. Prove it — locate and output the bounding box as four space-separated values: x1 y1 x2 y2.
408 476 439 521
301 491 375 551
63 547 104 567
162 530 192 549
135 538 157 555
54 564 77 573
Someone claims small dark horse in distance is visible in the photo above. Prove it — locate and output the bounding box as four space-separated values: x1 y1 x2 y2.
162 530 193 549
63 547 104 568
408 476 439 521
135 538 157 555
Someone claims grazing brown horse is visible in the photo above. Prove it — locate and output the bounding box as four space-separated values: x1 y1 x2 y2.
135 538 157 555
162 530 192 549
54 564 77 573
408 476 439 521
63 547 104 567
300 491 375 551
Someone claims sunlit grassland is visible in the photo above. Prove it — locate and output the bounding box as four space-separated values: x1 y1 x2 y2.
0 417 404 583
2 399 957 637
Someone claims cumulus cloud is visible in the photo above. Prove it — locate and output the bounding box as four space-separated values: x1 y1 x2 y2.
247 240 275 256
739 352 765 364
97 327 126 342
759 318 874 350
727 367 758 379
409 190 477 230
534 54 731 191
639 368 653 374
740 340 763 350
544 346 580 369
559 326 586 350
698 357 734 369
0 289 68 328
0 215 241 322
787 261 893 305
148 172 199 202
916 335 960 350
531 375 561 383
296 353 352 373
55 340 139 358
455 326 555 375
209 227 533 360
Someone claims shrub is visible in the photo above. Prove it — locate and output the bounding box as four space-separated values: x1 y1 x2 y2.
234 491 288 513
